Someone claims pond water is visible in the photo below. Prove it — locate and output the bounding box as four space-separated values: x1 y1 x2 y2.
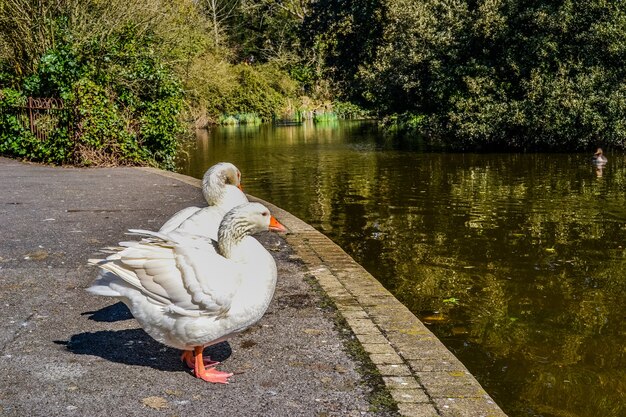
177 121 626 417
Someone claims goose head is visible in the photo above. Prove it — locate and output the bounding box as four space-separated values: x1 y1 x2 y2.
217 202 286 257
202 162 243 205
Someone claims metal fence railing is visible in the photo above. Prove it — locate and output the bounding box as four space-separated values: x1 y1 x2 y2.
1 97 69 141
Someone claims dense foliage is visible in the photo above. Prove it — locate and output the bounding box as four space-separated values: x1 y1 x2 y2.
307 0 626 150
0 1 194 167
304 0 386 103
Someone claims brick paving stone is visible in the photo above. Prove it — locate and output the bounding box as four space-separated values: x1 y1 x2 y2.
355 333 390 345
369 353 405 365
389 388 430 403
362 343 398 355
416 371 488 398
383 376 423 390
378 364 414 377
397 403 441 417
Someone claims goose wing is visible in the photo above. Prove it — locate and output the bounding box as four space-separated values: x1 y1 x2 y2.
92 231 239 318
219 185 248 210
168 207 225 239
159 206 202 234
167 186 247 238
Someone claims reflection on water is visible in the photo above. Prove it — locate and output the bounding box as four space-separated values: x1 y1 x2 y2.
177 121 626 417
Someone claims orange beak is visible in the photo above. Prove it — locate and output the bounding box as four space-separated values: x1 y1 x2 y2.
269 216 287 232
237 183 244 191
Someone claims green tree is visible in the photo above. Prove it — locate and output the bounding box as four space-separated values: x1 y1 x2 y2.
311 0 626 150
233 0 307 65
304 0 386 102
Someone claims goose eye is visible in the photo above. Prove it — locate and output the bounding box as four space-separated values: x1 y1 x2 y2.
262 212 268 217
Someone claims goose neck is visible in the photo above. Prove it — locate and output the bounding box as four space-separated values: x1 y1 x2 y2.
217 218 252 258
203 174 225 205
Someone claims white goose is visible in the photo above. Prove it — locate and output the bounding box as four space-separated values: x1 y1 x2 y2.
87 203 287 383
159 162 248 239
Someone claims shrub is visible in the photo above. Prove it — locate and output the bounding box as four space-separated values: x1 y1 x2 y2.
0 22 185 168
0 1 190 168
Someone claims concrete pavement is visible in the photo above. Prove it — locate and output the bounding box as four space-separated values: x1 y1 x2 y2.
0 157 394 417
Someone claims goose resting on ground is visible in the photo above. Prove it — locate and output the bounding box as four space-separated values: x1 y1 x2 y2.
87 202 287 383
159 162 247 238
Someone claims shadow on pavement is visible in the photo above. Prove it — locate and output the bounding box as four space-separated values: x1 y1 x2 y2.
82 302 134 322
55 328 233 373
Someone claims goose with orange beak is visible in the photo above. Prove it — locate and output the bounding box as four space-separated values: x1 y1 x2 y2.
88 203 287 383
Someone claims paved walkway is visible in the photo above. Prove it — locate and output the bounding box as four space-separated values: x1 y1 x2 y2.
0 157 507 416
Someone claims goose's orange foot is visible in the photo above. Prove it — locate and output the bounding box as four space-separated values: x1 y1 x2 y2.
194 366 234 384
193 346 233 384
180 350 219 369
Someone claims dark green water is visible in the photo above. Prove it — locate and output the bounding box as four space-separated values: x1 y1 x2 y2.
177 121 626 417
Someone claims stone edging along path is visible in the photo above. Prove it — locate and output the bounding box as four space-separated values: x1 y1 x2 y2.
140 167 508 417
